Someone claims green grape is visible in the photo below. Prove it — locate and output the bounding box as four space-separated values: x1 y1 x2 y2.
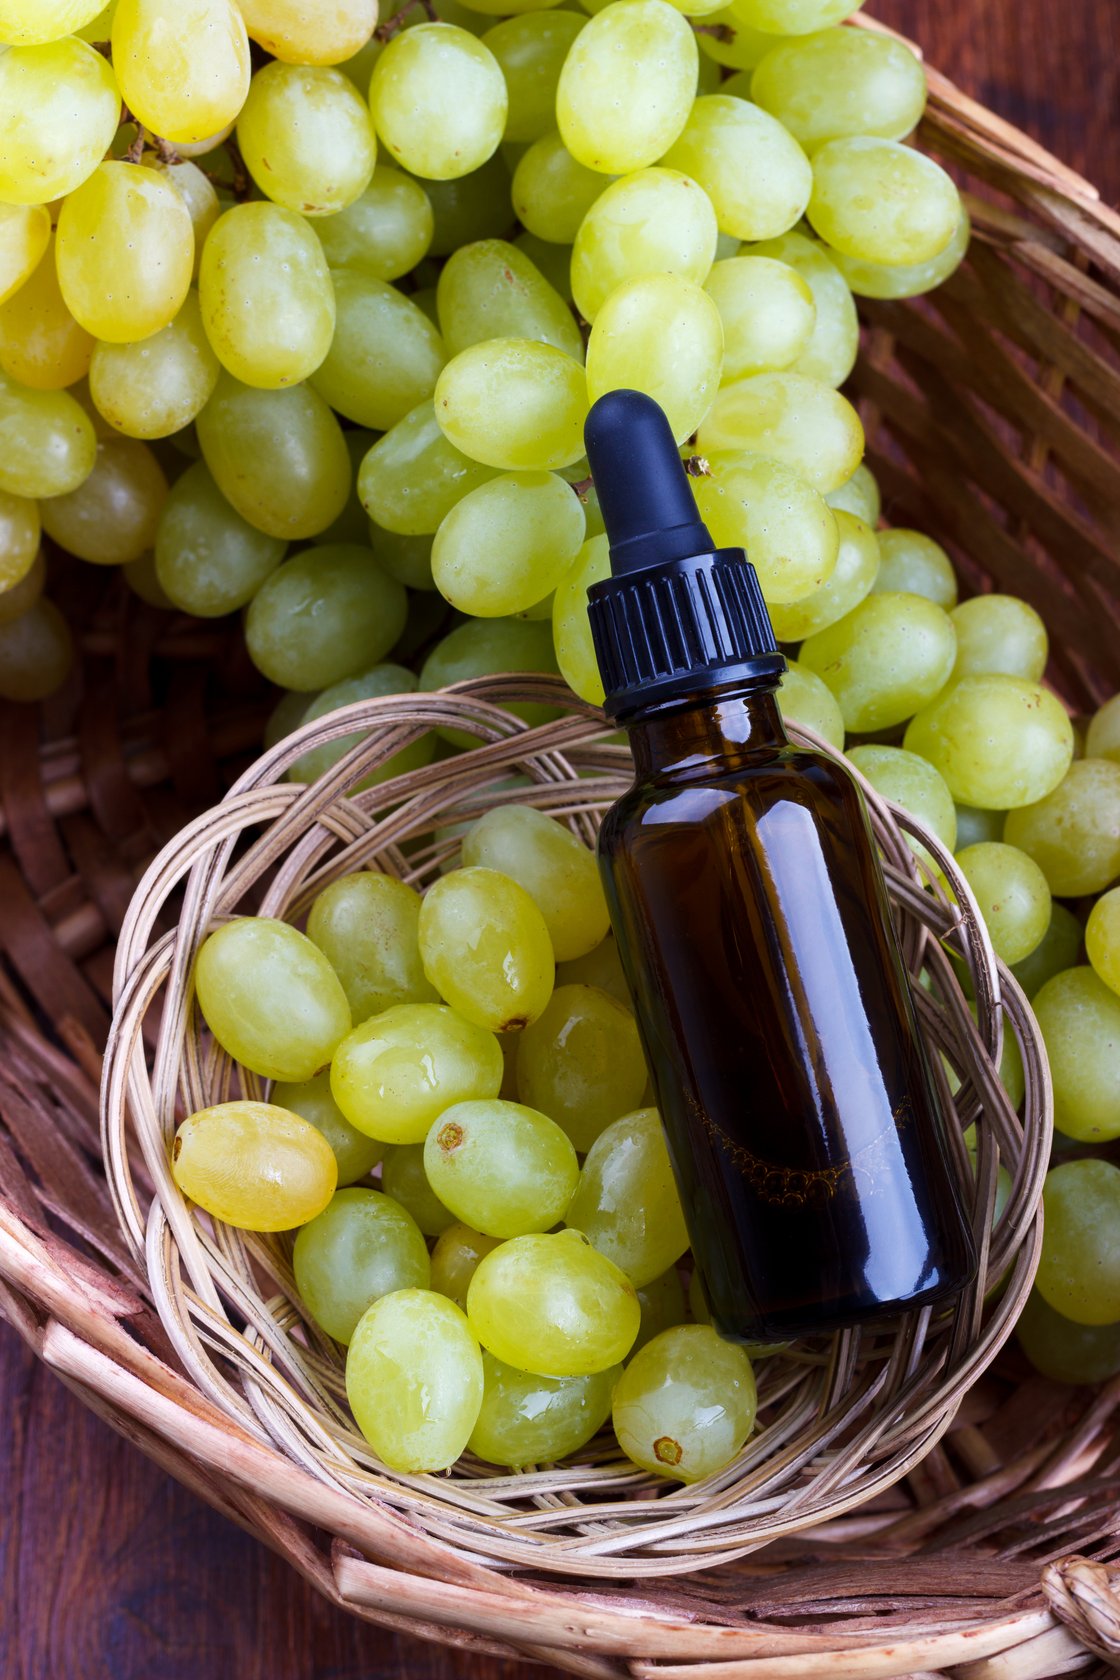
423 154 514 255
511 130 611 243
1036 1159 1120 1323
345 1288 484 1473
461 804 609 962
172 1100 337 1231
432 471 585 616
436 238 582 359
142 156 220 281
556 0 696 174
287 665 437 788
419 866 555 1032
199 203 335 390
1010 901 1083 1001
904 676 1074 810
517 985 647 1152
0 235 92 391
195 917 351 1082
245 544 407 691
513 229 573 297
1087 889 1120 997
831 208 970 300
825 460 880 525
381 1143 456 1235
271 1072 383 1186
735 0 863 25
873 528 958 608
371 524 435 591
848 744 956 880
1087 694 1120 766
584 271 723 447
572 169 719 325
57 163 194 344
0 599 73 700
551 532 610 705
311 272 445 431
430 1221 503 1310
633 1267 686 1354
0 491 40 595
468 1228 639 1374
307 874 439 1026
799 592 956 733
693 453 838 605
359 399 497 535
0 203 50 307
154 459 284 615
331 1002 503 1144
112 0 250 145
1003 759 1120 896
694 8 781 72
239 0 378 64
776 657 844 750
696 371 863 494
469 1352 616 1468
769 511 878 642
238 61 376 215
196 374 351 540
808 137 961 267
703 256 814 380
748 229 858 388
556 934 632 1007
1017 1290 1120 1385
954 842 1051 966
752 27 926 148
566 1107 689 1286
662 95 811 242
89 291 220 440
0 0 107 42
425 1098 579 1237
371 25 507 181
39 435 166 565
0 40 121 205
293 1187 430 1343
316 168 434 281
948 593 1048 683
612 1324 756 1483
1034 968 1120 1143
482 11 586 143
419 615 560 744
435 337 588 471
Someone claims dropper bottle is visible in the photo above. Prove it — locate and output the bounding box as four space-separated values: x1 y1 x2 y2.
584 389 975 1341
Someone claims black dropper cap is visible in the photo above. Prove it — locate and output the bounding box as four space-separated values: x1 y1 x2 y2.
583 390 784 722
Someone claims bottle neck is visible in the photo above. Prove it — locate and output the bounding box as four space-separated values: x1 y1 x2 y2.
623 681 789 779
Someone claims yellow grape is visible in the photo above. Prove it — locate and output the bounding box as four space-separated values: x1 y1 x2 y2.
196 373 351 539
768 510 879 642
808 138 961 267
345 1288 483 1473
89 289 221 439
467 1228 640 1376
748 228 859 388
0 0 106 41
733 0 863 27
0 38 121 205
1087 888 1120 998
0 203 51 305
40 436 167 564
831 209 970 300
358 398 499 535
800 591 957 732
694 8 781 71
316 167 434 281
847 743 956 881
1087 694 1120 766
551 532 610 705
751 26 926 148
142 156 221 281
571 167 720 325
0 599 73 700
331 1002 503 1145
662 95 812 242
693 451 839 604
555 0 697 174
461 803 610 962
436 237 582 359
586 274 724 447
873 528 958 607
435 338 588 471
238 0 378 64
777 657 845 750
56 162 194 343
199 203 335 389
371 25 508 181
306 872 440 1024
1003 759 1120 898
704 255 816 380
0 235 92 390
0 490 40 593
419 866 555 1032
171 1101 337 1231
903 675 1074 809
195 916 352 1081
0 377 97 498
310 271 446 431
112 0 250 145
237 62 377 216
432 470 586 616
481 11 587 143
696 370 863 493
949 593 1048 683
826 460 880 524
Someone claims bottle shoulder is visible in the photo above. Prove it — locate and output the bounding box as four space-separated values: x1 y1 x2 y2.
606 745 854 815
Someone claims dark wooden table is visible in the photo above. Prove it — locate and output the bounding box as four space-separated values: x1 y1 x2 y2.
3 8 1118 1677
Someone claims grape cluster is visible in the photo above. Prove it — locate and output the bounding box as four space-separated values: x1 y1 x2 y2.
175 808 757 1480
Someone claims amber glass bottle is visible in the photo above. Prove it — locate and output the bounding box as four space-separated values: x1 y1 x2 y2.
584 391 975 1342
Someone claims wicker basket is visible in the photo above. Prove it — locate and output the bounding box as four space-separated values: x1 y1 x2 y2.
3 20 1120 1678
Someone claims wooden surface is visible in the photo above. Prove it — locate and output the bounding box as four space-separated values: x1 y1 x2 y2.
3 8 1118 1678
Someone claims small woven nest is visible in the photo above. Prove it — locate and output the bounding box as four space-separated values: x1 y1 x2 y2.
102 675 1051 1581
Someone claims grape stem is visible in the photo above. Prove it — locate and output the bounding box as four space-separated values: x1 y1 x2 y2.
568 476 594 502
691 20 735 40
683 456 713 478
375 0 437 41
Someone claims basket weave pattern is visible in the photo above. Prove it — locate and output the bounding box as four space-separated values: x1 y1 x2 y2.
2 28 1120 1679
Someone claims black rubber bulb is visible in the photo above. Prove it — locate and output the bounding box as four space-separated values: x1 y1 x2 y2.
584 389 716 576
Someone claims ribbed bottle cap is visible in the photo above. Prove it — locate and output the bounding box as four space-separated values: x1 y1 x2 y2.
583 391 785 722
